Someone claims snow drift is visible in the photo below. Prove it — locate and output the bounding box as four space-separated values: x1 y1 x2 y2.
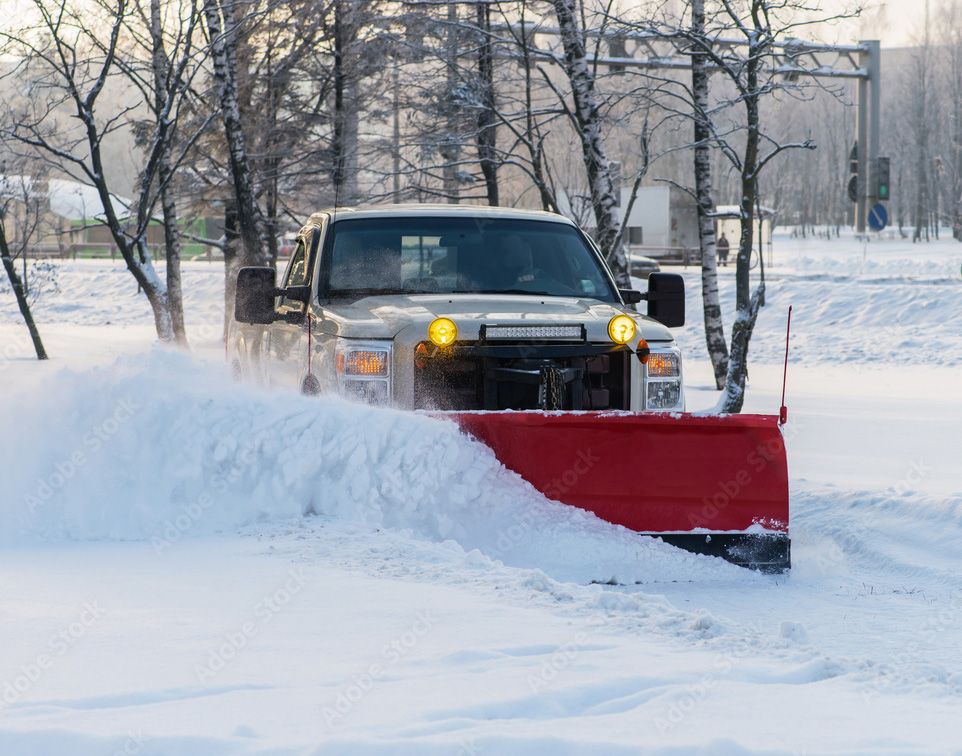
0 350 738 582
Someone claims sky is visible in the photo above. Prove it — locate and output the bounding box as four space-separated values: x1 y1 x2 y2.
0 1 929 50
812 0 926 48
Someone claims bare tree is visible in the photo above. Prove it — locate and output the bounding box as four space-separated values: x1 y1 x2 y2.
202 0 271 332
548 0 629 288
0 173 48 359
689 0 727 389
677 0 830 412
0 0 200 342
475 1 499 205
119 0 208 344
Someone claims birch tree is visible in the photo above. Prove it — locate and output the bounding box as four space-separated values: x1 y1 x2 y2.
672 0 832 412
549 0 629 288
202 0 271 331
689 0 727 388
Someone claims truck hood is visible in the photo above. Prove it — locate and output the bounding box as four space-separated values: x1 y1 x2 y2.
318 293 674 342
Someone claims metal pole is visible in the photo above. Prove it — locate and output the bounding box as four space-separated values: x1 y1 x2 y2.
856 43 870 234
868 40 881 176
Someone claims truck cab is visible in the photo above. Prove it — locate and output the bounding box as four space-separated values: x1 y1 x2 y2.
230 204 686 412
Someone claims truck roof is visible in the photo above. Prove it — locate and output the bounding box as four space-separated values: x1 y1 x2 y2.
305 203 577 228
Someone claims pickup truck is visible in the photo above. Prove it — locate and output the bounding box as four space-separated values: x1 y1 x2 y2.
230 204 686 412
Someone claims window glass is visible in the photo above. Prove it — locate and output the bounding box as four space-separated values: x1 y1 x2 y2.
282 238 309 307
325 217 617 302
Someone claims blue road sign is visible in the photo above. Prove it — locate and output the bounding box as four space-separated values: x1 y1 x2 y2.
868 202 889 232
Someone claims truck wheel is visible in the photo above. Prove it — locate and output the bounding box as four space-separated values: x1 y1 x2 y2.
302 374 320 396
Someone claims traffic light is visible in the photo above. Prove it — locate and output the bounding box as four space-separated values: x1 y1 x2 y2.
876 157 890 201
847 142 858 203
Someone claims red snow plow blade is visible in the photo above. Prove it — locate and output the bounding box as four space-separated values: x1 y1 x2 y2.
449 412 790 572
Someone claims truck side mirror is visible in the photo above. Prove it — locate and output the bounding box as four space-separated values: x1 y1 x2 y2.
646 272 685 328
235 267 277 324
619 289 644 305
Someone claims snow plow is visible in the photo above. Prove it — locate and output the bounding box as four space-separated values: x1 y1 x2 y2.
449 411 790 572
230 203 791 572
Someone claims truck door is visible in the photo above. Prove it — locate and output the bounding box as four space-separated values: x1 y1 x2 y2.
269 230 317 389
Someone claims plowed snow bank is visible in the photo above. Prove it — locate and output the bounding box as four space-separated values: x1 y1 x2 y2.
0 351 738 582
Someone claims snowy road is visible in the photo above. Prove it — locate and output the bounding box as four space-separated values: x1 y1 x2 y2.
1 234 961 753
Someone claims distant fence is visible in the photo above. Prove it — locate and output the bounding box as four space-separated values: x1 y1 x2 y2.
18 243 158 260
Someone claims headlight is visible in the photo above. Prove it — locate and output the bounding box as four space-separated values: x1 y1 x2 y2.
607 314 636 345
646 346 684 411
428 317 458 347
335 340 392 404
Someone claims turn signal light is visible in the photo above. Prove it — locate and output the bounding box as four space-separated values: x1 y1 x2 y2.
415 342 430 369
636 338 650 365
428 317 458 347
607 314 636 345
338 350 388 376
647 352 680 377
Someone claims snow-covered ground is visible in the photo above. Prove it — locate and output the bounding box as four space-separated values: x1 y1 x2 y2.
1 234 961 754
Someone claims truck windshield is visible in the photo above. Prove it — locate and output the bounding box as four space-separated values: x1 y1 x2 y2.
322 216 618 302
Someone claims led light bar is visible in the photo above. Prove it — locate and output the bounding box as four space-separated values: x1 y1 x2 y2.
482 324 585 341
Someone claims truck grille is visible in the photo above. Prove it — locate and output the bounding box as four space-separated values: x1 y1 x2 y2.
413 344 629 411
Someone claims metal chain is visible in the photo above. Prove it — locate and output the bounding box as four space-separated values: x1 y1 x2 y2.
539 365 565 410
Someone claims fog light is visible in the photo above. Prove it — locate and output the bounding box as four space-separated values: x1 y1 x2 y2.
607 314 636 345
428 317 458 347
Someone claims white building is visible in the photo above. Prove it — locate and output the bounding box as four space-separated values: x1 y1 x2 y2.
613 185 700 264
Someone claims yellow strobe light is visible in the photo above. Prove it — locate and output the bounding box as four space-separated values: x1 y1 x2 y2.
607 314 636 345
428 317 458 347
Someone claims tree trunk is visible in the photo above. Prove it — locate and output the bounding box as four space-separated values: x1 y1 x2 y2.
332 0 360 205
519 16 556 212
0 220 47 360
476 2 499 206
690 0 728 390
82 109 174 342
204 0 271 338
151 0 187 346
717 46 764 414
441 2 461 203
550 0 629 288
